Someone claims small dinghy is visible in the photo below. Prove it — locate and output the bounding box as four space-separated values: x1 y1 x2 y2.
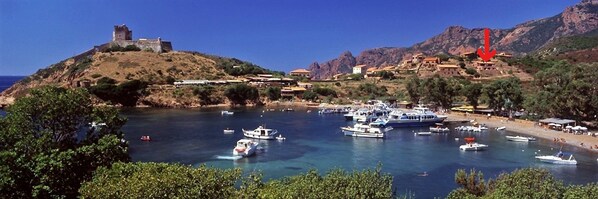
223 128 235 134
496 126 506 131
140 135 151 141
276 134 286 141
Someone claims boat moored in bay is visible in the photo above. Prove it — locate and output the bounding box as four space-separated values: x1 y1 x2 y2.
233 139 258 157
535 151 577 165
242 125 279 140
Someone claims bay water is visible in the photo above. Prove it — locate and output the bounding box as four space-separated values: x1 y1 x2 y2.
121 108 598 198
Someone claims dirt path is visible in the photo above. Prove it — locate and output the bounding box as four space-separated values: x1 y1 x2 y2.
446 112 598 154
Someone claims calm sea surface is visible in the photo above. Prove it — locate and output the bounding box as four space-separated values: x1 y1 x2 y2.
0 76 24 93
121 108 598 198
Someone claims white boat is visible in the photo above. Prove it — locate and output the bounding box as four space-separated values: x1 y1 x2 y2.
242 125 279 140
505 135 536 142
430 126 450 132
223 128 235 134
276 134 286 141
378 105 447 127
459 137 488 151
233 139 258 157
415 131 432 136
535 151 577 165
221 110 234 115
496 126 506 130
340 122 387 138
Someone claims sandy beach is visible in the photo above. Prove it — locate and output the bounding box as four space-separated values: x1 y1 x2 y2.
446 112 598 154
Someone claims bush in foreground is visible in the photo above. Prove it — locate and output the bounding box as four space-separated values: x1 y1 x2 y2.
79 163 394 199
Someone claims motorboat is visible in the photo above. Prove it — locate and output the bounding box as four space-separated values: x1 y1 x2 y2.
505 135 536 142
415 131 432 136
276 134 286 141
281 108 294 112
140 135 151 141
340 122 387 138
535 151 577 165
233 139 258 157
459 137 488 151
378 105 447 128
496 126 506 131
221 110 234 115
242 125 279 140
430 126 449 133
223 128 235 134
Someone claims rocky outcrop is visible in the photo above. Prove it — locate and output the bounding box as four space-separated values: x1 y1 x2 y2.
308 51 356 79
309 0 598 79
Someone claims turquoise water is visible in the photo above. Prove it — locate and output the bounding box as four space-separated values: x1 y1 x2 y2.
122 108 598 198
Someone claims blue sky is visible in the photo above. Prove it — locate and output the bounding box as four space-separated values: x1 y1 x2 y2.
0 0 580 75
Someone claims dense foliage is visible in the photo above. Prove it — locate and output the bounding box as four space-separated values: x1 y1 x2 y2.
193 85 221 106
302 90 318 101
357 83 388 99
525 62 598 121
89 79 148 106
406 76 422 104
421 75 461 109
265 87 281 101
461 83 482 109
190 52 285 76
224 84 260 105
482 77 524 114
80 162 241 199
445 168 595 199
0 87 129 198
101 44 141 52
238 167 393 199
80 163 394 199
313 86 337 97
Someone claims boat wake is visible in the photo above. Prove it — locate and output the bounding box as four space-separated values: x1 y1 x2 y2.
215 155 243 160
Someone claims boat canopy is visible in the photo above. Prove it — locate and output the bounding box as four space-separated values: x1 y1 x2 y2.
464 137 476 143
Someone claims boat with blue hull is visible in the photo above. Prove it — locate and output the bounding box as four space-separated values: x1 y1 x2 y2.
378 105 447 128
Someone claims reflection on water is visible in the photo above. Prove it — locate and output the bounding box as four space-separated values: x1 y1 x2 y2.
121 108 598 198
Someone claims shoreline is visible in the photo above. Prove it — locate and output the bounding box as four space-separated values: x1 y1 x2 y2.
446 112 598 154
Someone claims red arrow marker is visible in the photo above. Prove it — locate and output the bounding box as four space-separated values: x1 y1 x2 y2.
477 28 497 62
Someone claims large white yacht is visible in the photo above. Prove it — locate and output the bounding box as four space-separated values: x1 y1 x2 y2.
378 105 447 128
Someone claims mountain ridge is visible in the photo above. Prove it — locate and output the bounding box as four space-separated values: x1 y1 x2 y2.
309 0 598 79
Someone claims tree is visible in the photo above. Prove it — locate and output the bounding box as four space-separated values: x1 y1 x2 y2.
313 86 337 97
237 167 393 199
193 85 216 106
448 169 487 197
525 62 598 121
224 84 260 105
358 83 387 98
265 87 281 101
563 183 598 199
406 76 422 104
421 76 460 109
483 77 523 115
80 162 242 199
302 91 318 101
0 86 129 198
486 168 564 199
462 82 482 110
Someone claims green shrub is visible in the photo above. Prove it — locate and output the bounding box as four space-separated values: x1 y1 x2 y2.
313 86 337 97
80 163 241 199
224 84 260 105
302 91 318 101
91 74 102 78
265 87 281 101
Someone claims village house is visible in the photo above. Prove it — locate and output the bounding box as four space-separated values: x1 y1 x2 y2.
474 61 500 76
353 65 366 75
496 52 513 58
422 57 440 66
412 53 425 63
297 82 313 89
436 65 461 77
289 69 311 78
332 73 345 81
281 87 307 98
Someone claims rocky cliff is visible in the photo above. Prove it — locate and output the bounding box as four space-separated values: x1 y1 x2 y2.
309 0 598 79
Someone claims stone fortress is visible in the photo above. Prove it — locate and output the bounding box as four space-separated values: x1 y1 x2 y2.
108 24 173 53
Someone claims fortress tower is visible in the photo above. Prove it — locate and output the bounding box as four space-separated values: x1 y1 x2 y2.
113 24 133 41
